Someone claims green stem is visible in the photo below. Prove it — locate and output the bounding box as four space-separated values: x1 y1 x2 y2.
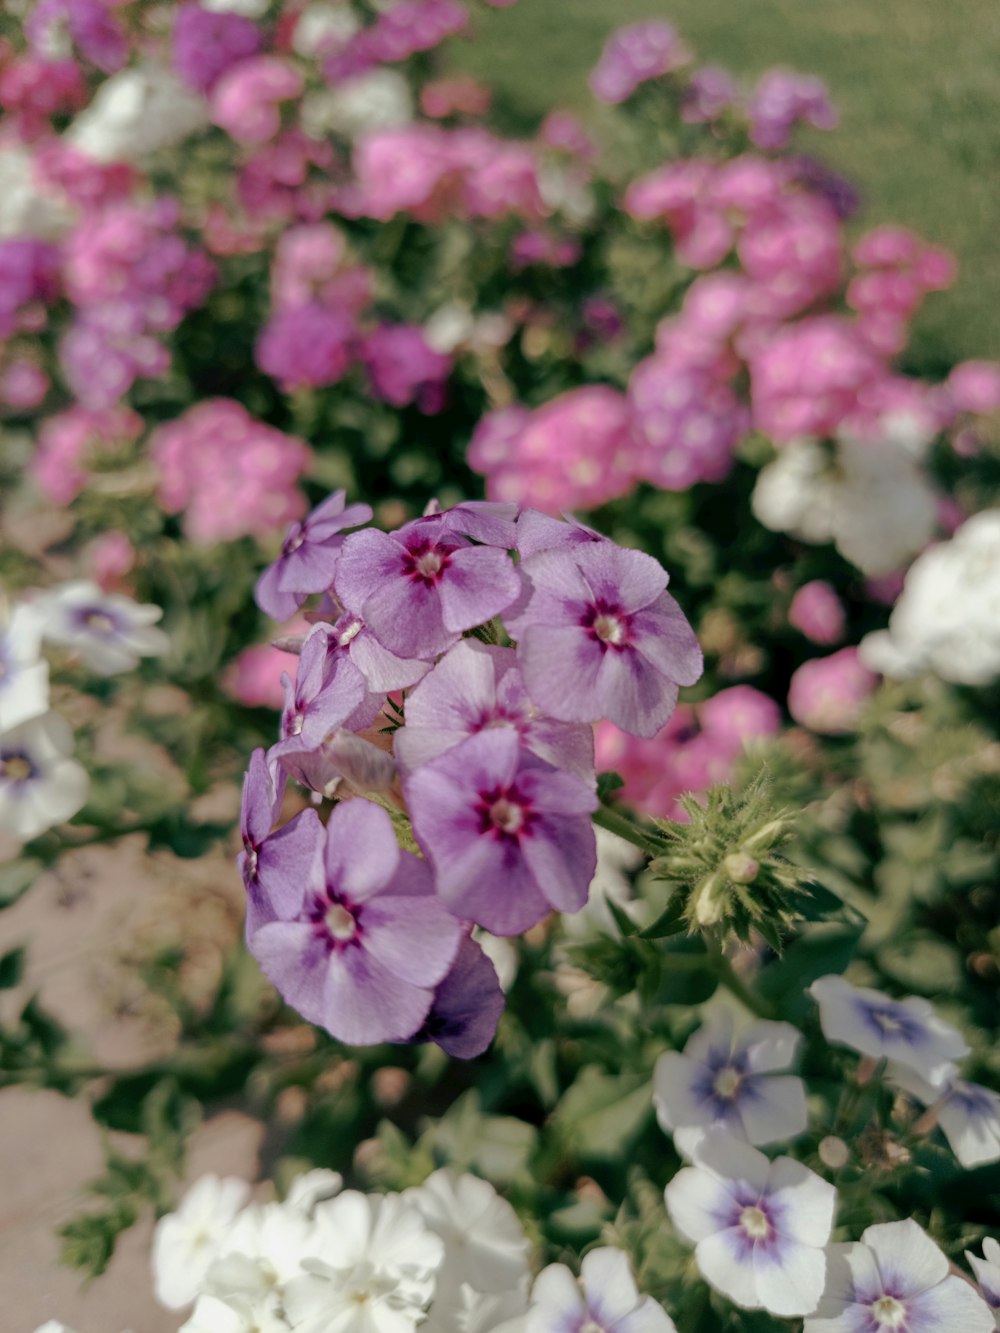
592 804 661 855
710 949 776 1020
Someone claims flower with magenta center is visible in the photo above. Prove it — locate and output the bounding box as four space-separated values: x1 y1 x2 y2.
404 727 597 936
248 799 462 1045
506 540 702 738
255 491 373 622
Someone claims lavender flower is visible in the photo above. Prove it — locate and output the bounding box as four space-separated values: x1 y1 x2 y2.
506 541 702 738
514 508 605 558
589 20 691 105
334 525 522 660
665 1133 836 1317
893 1065 1000 1168
248 799 462 1045
37 581 169 675
405 499 519 550
527 1247 676 1333
413 935 506 1059
805 1219 994 1332
393 639 595 780
274 625 372 749
255 492 373 622
404 728 597 936
810 975 969 1088
237 747 324 935
654 1010 808 1154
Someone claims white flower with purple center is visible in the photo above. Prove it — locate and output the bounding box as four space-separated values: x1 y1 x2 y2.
334 523 522 661
505 541 702 739
255 490 373 622
809 975 968 1089
404 727 597 936
393 639 595 781
36 580 169 675
665 1133 836 1317
526 1246 676 1333
653 1010 808 1155
0 712 89 839
0 601 49 732
892 1065 1000 1169
248 798 462 1045
805 1219 994 1332
966 1238 1000 1323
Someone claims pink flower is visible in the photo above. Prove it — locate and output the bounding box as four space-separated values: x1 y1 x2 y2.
0 359 49 411
349 124 453 221
788 581 846 645
589 20 691 104
255 303 355 391
748 69 837 150
737 193 842 320
948 361 1000 416
150 399 313 544
420 76 492 120
362 324 452 412
212 56 304 145
625 160 733 270
86 531 136 591
222 617 311 710
683 66 737 123
31 405 143 505
787 647 878 734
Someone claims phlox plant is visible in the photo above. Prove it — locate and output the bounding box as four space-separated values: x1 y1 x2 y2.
0 3 1000 1333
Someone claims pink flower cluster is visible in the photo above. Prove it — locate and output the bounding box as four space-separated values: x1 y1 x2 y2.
323 0 468 81
787 647 878 734
31 404 143 505
848 226 958 356
59 198 216 408
150 400 313 544
595 686 782 822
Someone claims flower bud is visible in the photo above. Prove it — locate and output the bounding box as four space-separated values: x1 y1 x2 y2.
723 851 760 884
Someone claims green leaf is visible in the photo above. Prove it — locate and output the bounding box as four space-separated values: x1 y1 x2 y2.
0 945 25 989
553 1069 652 1159
638 892 687 940
606 895 638 938
756 923 865 1013
596 771 625 801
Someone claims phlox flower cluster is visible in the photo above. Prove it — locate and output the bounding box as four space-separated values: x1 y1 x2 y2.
241 494 701 1051
0 580 168 840
595 685 781 822
146 1164 669 1333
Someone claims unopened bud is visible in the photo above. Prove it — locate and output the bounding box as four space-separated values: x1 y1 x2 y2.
818 1136 850 1169
692 870 727 927
724 851 760 884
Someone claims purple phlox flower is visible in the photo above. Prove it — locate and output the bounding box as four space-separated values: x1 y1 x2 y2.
748 69 838 152
411 933 505 1059
805 1219 994 1333
654 1009 808 1155
255 303 355 392
892 1064 1000 1169
274 624 373 749
172 3 264 95
966 1238 1000 1316
589 20 691 105
333 524 522 661
393 639 595 781
666 1132 836 1317
238 746 324 936
27 0 128 73
809 975 969 1089
248 798 462 1045
255 491 373 622
528 1246 677 1333
506 541 703 739
407 498 520 550
514 508 606 559
326 606 432 695
404 726 597 936
272 729 399 805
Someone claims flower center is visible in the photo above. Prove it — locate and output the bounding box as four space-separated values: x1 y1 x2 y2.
243 846 258 879
416 550 443 578
713 1066 743 1100
83 610 116 634
489 797 524 835
288 712 304 737
325 902 358 942
739 1205 771 1240
336 616 364 647
872 1009 903 1034
871 1295 907 1327
403 540 453 586
1 753 33 782
283 528 305 556
580 1322 606 1333
593 612 627 645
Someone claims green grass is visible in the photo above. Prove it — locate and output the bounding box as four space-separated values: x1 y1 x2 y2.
456 0 1000 362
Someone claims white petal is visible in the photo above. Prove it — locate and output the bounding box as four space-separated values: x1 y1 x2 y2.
862 1219 948 1298
694 1229 761 1309
664 1165 734 1244
737 1075 809 1146
753 1238 827 1316
767 1156 837 1247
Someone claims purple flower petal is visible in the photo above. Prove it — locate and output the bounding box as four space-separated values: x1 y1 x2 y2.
416 935 505 1059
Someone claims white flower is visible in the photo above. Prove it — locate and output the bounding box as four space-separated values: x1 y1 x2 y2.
283 1190 444 1333
0 602 49 731
0 145 74 239
809 974 968 1089
179 1292 287 1333
751 434 936 576
284 1168 343 1217
527 1248 676 1333
893 1065 1000 1168
966 1238 1000 1322
860 510 1000 685
201 0 270 14
292 2 361 57
68 65 207 163
37 581 169 675
152 1175 251 1310
472 928 519 992
205 1200 317 1303
423 1284 530 1333
406 1169 531 1298
653 1009 808 1155
306 69 413 139
805 1219 994 1332
665 1133 836 1317
0 712 88 839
